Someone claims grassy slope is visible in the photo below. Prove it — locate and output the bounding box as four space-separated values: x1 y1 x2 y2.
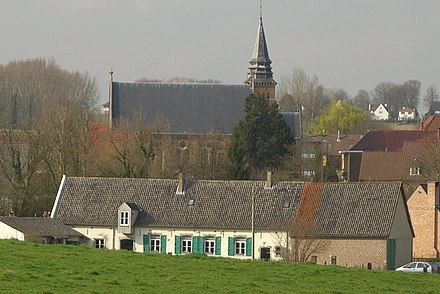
0 240 438 293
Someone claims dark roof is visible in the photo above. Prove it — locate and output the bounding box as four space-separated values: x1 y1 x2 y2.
52 177 406 238
111 82 251 134
358 151 403 181
281 112 301 139
349 130 437 152
0 217 86 239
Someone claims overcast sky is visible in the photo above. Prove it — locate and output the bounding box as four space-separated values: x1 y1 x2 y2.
1 0 440 109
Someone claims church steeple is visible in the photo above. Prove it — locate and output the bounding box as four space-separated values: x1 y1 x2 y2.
246 4 277 104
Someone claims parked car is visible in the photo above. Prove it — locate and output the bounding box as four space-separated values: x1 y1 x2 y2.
395 262 440 273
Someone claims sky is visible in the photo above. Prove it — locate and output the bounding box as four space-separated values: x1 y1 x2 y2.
1 0 440 111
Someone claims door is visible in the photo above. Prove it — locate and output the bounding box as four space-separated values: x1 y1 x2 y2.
386 239 396 270
260 247 271 260
120 239 134 251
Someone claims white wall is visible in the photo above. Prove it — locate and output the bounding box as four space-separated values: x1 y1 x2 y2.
0 222 25 241
72 225 288 260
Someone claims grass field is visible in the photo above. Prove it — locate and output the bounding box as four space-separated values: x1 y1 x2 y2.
0 240 439 293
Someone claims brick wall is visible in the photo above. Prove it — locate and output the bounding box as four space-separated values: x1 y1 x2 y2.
407 183 440 259
313 239 387 270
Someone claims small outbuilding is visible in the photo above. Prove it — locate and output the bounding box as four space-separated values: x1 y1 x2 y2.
0 216 88 244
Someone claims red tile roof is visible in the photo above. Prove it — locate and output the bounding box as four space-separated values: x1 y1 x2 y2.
350 130 437 152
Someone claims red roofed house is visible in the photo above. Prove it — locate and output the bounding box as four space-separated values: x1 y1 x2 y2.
398 107 417 121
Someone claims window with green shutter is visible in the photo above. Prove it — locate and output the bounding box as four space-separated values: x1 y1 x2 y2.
143 234 150 253
228 237 235 256
160 235 167 253
175 236 181 255
245 237 252 257
215 236 221 255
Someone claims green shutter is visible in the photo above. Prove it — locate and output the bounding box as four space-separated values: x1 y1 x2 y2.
199 236 204 253
228 237 235 256
245 237 252 257
175 236 181 255
143 234 150 253
192 236 199 253
160 235 167 253
215 236 221 255
191 236 203 253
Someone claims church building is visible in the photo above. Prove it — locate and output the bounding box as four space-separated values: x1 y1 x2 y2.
109 13 299 137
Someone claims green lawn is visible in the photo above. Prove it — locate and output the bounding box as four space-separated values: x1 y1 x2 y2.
0 240 438 293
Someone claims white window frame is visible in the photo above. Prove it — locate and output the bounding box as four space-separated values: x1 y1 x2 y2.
95 239 105 249
409 166 421 176
235 238 246 255
120 211 129 226
204 238 215 255
182 237 192 253
150 235 160 252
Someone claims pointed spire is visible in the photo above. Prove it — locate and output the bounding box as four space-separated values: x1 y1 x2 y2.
246 3 276 86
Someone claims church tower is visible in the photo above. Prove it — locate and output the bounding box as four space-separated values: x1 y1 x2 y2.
246 8 277 104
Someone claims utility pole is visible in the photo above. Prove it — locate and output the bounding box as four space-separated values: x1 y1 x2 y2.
251 188 255 260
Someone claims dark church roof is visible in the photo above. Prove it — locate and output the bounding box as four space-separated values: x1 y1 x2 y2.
111 82 251 134
52 176 406 238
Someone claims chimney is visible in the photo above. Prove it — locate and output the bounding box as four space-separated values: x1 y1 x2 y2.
266 171 273 188
177 172 185 194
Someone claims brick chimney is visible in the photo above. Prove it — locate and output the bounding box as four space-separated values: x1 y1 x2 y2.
177 172 185 194
265 171 273 188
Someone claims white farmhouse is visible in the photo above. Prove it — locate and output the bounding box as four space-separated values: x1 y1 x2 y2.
51 173 413 270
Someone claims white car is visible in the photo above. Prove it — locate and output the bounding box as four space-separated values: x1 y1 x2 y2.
395 262 437 273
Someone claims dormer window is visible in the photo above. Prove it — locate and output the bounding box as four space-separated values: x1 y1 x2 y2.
120 211 129 226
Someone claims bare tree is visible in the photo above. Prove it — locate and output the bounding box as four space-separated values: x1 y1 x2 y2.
352 89 370 110
424 85 439 115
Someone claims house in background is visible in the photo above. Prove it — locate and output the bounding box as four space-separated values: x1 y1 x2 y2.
99 101 109 115
407 182 440 260
0 217 88 244
51 174 413 269
341 129 438 185
369 103 390 120
398 107 417 121
420 114 440 131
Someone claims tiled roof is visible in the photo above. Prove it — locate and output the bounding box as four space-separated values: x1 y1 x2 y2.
111 82 251 134
0 217 86 239
350 130 437 152
358 151 403 181
53 177 404 238
420 115 440 131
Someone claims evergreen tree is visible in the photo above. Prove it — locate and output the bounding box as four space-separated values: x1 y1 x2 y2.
227 94 293 179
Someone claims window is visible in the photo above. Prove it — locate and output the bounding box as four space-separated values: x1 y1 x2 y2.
95 239 105 249
311 256 317 264
204 238 215 254
182 236 192 253
274 246 282 257
120 211 129 225
235 238 246 255
331 256 337 265
302 170 315 177
302 153 316 159
409 167 421 176
282 199 290 208
150 235 160 252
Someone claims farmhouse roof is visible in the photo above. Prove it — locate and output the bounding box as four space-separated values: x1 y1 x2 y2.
52 177 405 238
0 217 86 239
